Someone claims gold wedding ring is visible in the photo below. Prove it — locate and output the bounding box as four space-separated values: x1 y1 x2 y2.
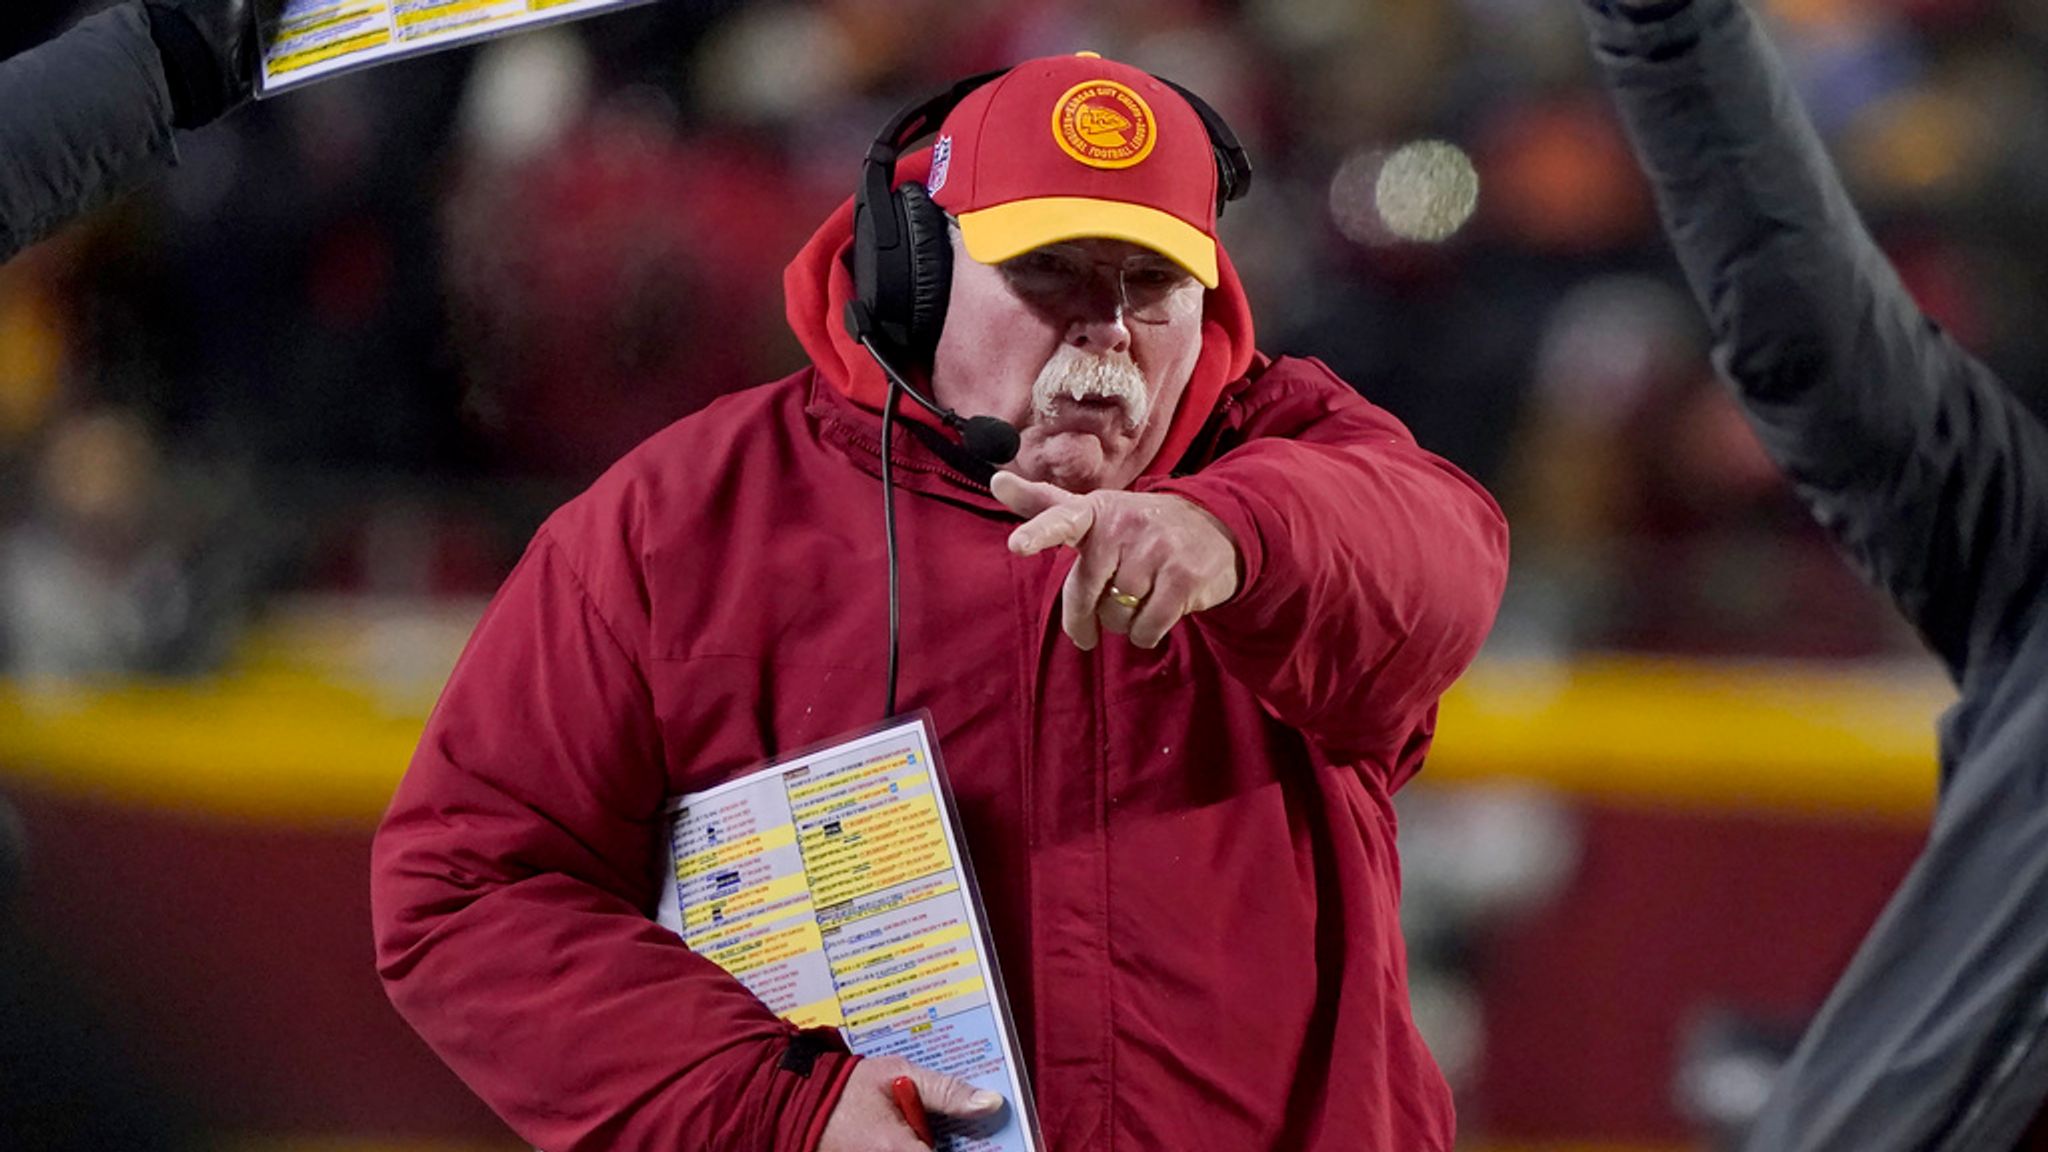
1106 584 1142 609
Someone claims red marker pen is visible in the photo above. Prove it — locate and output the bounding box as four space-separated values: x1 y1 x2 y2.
892 1075 935 1146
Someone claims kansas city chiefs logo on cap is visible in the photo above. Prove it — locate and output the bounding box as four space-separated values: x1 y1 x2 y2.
1052 80 1157 170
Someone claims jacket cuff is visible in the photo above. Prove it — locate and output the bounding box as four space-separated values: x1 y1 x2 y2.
1580 0 1718 57
1586 0 1693 22
777 1029 859 1152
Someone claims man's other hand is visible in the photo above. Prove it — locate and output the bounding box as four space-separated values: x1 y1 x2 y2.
818 1056 1004 1151
992 471 1240 651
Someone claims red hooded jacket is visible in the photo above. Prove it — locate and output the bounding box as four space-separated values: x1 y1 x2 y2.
371 180 1508 1151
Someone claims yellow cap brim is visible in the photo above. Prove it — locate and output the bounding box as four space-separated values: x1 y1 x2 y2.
955 197 1219 289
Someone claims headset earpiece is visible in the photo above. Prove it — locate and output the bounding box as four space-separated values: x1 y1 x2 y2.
894 183 954 361
850 178 954 365
1156 76 1252 216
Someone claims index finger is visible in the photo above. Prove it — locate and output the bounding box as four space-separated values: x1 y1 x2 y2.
989 471 1076 519
1009 502 1095 555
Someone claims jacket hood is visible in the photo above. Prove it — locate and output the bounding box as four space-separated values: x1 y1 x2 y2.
784 148 1257 477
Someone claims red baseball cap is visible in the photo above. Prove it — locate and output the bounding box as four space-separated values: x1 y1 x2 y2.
925 52 1222 288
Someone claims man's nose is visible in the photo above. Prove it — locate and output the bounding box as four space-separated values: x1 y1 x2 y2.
1065 270 1131 354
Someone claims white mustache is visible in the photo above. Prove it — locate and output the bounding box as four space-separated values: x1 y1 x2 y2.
1030 346 1150 431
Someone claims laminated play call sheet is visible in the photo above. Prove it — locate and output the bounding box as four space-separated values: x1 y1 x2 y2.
255 0 650 94
654 715 1042 1152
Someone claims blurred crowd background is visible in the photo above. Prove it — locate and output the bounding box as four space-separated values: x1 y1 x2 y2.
11 0 2048 675
1 0 2040 1147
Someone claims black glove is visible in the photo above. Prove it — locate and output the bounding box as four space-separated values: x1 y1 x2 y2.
1586 0 1693 18
144 0 255 129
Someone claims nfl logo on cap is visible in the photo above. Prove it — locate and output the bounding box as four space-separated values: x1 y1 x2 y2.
927 135 953 195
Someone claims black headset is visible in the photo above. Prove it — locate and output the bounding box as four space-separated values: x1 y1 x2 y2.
845 65 1254 370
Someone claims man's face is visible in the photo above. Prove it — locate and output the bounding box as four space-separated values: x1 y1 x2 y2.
929 229 1205 493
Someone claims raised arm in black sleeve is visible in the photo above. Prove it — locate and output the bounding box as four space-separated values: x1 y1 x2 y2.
1581 1 2048 1148
1581 0 2048 682
0 0 253 263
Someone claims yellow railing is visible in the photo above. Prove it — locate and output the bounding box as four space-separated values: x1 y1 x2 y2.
0 611 1953 828
1426 656 1947 821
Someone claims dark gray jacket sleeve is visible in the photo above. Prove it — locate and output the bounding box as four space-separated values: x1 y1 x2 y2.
0 2 178 263
1580 0 2048 690
1584 4 2048 1149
